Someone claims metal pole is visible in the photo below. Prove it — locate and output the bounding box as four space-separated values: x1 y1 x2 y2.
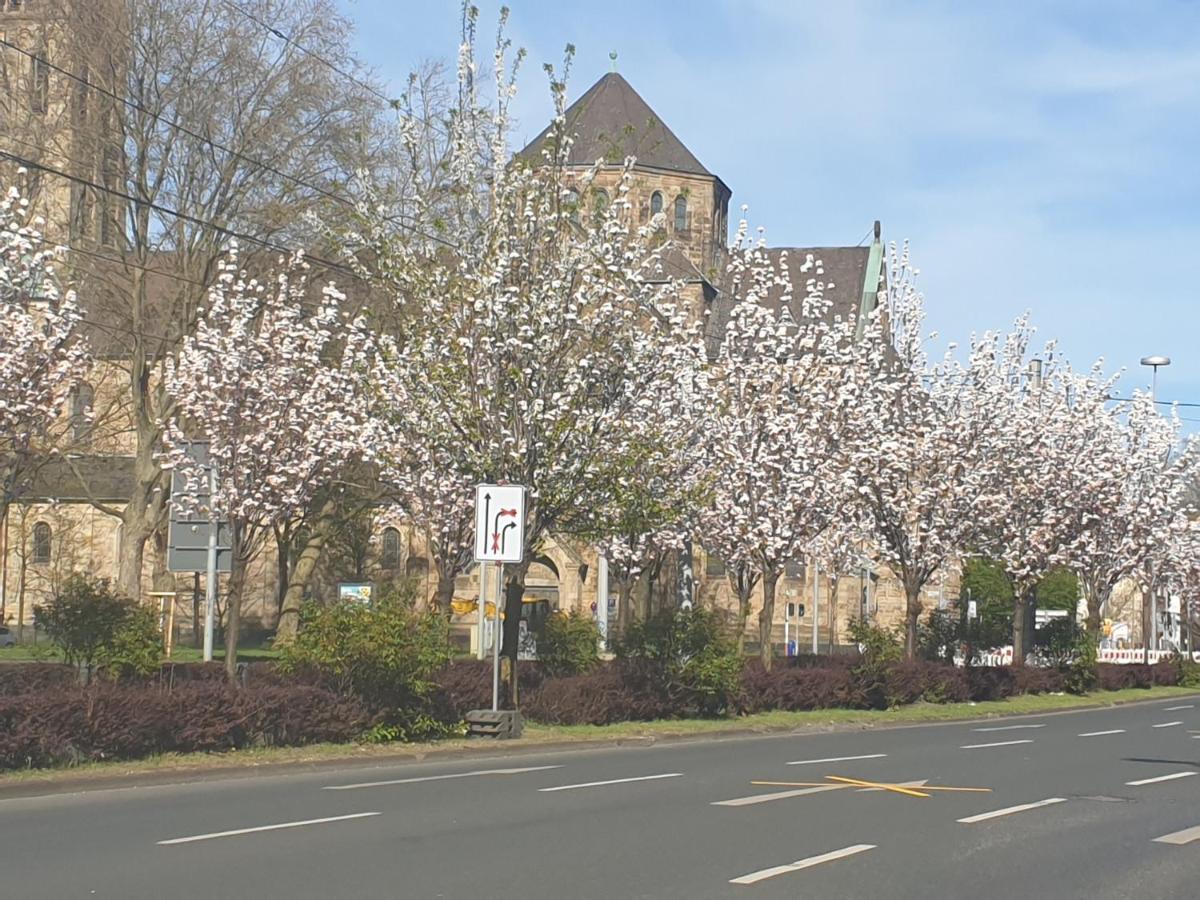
784 604 789 657
811 560 820 655
203 463 217 662
597 556 609 652
492 562 504 712
476 562 490 660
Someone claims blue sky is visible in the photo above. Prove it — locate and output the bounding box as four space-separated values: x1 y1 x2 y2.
339 0 1200 416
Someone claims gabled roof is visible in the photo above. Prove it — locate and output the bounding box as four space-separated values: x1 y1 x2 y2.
704 243 882 359
519 72 719 182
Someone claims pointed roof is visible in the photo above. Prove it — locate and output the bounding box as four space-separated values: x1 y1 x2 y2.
519 72 718 180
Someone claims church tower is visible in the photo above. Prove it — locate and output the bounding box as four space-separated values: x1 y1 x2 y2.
519 67 732 281
0 0 125 246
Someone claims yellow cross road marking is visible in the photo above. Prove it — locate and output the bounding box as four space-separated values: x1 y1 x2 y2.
748 775 993 801
825 775 931 798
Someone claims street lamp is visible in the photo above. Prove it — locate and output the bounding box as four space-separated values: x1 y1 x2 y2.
1139 356 1171 658
1140 355 1170 403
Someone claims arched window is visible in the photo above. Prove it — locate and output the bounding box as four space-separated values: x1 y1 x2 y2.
674 195 688 233
650 191 663 216
564 188 580 225
32 522 51 565
380 527 400 570
71 382 94 443
593 188 609 222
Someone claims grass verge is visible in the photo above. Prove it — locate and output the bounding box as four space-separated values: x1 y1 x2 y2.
2 684 1196 790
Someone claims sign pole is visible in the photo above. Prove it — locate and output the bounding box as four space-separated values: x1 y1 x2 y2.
476 562 490 660
811 560 820 655
597 556 609 651
492 562 504 712
203 463 217 662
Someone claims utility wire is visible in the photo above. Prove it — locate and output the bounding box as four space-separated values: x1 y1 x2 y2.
0 148 362 281
0 35 455 250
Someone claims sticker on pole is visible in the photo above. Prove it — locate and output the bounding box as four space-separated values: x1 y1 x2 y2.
474 484 526 563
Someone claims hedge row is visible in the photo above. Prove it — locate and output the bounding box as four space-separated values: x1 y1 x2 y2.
0 681 369 770
0 658 1186 769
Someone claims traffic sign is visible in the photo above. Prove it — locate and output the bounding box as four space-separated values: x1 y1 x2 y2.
167 442 231 573
474 484 526 563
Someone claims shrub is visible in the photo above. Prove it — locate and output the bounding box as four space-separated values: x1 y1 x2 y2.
965 666 1016 702
847 618 903 709
1063 631 1098 695
33 576 150 678
97 606 162 680
884 660 971 706
0 682 369 771
277 586 453 740
1011 666 1066 694
536 611 601 677
1179 656 1200 688
0 662 76 694
917 608 959 664
523 668 673 725
737 661 862 714
614 607 742 717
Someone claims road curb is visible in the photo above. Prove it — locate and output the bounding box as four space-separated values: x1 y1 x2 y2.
3 689 1197 800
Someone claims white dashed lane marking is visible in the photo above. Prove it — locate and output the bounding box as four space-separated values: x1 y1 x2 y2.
1153 825 1200 845
1126 772 1197 786
957 798 1066 824
538 773 682 792
729 844 875 885
1152 721 1183 729
971 724 1045 733
960 739 1034 750
158 812 381 845
1165 705 1194 711
325 765 562 791
1078 729 1125 737
786 754 887 766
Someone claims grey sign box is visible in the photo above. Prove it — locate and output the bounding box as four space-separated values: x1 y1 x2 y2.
167 441 231 573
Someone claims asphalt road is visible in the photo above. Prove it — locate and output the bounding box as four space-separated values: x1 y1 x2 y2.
2 697 1199 899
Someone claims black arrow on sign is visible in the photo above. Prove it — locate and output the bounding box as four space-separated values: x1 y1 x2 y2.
500 521 517 554
481 492 491 554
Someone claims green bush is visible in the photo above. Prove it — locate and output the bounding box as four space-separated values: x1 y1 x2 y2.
537 611 601 677
277 583 453 741
614 607 742 716
97 605 162 680
1064 630 1098 695
917 607 959 664
33 576 153 680
847 617 903 708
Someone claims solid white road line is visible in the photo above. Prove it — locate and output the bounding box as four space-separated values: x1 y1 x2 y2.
325 765 562 791
972 724 1046 733
1152 721 1183 729
1153 825 1200 845
960 739 1034 750
1126 772 1197 787
158 812 381 845
1165 705 1195 711
1078 729 1125 737
786 753 887 766
957 798 1066 824
538 773 682 793
729 844 875 885
713 785 844 807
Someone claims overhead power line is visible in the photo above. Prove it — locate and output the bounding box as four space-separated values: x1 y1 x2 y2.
0 148 363 280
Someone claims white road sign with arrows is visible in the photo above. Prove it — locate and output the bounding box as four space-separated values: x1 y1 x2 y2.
474 484 526 563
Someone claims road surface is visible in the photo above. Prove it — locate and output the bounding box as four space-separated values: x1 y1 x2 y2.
2 695 1199 898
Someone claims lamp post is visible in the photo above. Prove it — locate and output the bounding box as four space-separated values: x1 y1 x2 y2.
1140 356 1170 658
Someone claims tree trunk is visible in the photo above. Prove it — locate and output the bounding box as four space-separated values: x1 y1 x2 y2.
758 569 779 670
1085 582 1109 637
224 532 248 683
828 574 841 653
499 561 529 708
1142 582 1154 664
903 582 922 659
274 523 290 619
434 564 456 618
275 510 336 644
1011 590 1031 666
616 577 634 636
736 591 752 657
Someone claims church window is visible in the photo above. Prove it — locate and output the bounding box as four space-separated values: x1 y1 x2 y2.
593 188 609 221
563 188 580 225
380 527 401 569
650 191 663 216
71 382 94 443
705 552 725 577
30 46 48 114
674 195 688 233
32 522 51 565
